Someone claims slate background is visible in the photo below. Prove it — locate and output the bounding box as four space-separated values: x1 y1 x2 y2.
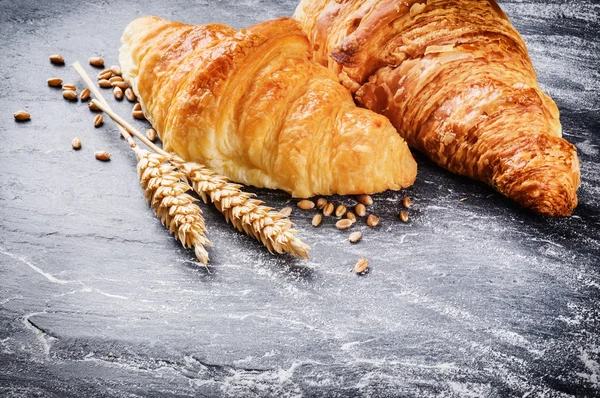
0 0 599 397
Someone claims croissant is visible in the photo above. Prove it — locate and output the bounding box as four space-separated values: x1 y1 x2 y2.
118 16 417 198
294 0 580 216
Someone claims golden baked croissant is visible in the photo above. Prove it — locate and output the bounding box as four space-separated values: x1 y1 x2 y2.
119 16 417 198
295 0 581 216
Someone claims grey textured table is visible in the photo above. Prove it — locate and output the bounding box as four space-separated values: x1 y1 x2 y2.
1 1 599 397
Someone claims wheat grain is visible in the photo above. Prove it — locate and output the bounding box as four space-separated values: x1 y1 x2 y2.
136 149 211 265
346 212 356 223
110 65 122 76
357 194 373 206
80 88 91 101
312 214 322 227
335 204 347 218
353 258 369 274
113 86 124 100
355 203 366 217
63 90 77 101
349 231 362 243
366 214 379 227
335 219 353 230
399 211 409 223
95 151 110 161
323 202 334 217
14 110 30 121
316 198 327 209
297 200 315 210
145 128 157 142
89 57 105 67
47 78 63 87
97 69 113 80
402 197 411 209
49 54 64 64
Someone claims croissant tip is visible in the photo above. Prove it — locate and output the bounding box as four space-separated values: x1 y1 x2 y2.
515 185 578 217
533 201 577 218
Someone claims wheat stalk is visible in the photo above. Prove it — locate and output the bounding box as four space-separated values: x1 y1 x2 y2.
73 60 310 260
73 62 212 266
87 98 311 259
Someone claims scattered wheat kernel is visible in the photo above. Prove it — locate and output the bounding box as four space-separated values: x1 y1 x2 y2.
399 211 409 223
93 114 103 127
88 101 101 111
49 54 64 64
47 77 62 87
13 110 30 121
335 204 347 218
109 76 124 83
316 198 328 209
402 197 411 208
336 219 353 230
89 56 105 67
132 110 145 120
98 79 112 88
355 203 366 217
95 151 110 161
111 81 128 90
80 88 91 101
312 214 322 227
323 202 334 217
62 90 77 101
113 86 124 100
353 258 369 274
71 137 81 150
145 128 157 142
133 103 142 111
110 65 122 76
346 212 356 223
349 231 362 243
62 83 76 91
297 200 315 210
97 69 113 80
357 194 373 206
125 88 136 102
279 206 293 217
366 214 379 227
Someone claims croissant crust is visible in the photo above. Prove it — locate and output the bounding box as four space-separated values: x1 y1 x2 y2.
294 0 580 216
119 16 417 198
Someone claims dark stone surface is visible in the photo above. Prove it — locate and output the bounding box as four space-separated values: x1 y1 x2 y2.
0 0 599 396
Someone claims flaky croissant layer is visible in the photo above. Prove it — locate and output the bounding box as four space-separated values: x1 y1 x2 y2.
295 0 580 216
119 16 417 198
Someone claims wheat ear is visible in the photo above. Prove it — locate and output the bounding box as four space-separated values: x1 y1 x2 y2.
89 99 311 259
172 157 310 259
73 62 212 266
135 148 211 265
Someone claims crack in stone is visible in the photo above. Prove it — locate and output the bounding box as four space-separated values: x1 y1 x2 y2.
76 353 274 381
0 247 72 284
22 311 56 358
26 318 55 339
189 355 271 374
0 225 154 246
0 296 22 306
